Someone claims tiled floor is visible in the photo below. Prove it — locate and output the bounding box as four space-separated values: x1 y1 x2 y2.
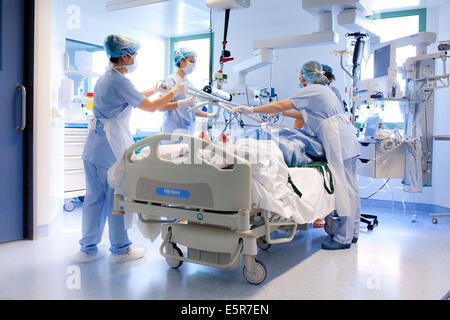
0 201 449 300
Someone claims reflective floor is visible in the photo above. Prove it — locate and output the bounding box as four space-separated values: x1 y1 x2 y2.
0 201 449 300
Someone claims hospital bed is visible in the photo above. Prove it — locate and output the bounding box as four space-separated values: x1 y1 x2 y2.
112 134 333 285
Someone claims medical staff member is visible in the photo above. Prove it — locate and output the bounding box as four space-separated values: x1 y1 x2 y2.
75 34 186 263
232 61 361 250
280 71 324 229
322 64 345 112
284 64 345 126
160 48 217 137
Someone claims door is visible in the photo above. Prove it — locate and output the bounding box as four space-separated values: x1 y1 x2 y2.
0 0 25 243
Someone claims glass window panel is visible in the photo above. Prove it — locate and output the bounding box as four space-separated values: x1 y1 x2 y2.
368 0 420 11
372 15 419 43
173 37 211 89
128 38 167 134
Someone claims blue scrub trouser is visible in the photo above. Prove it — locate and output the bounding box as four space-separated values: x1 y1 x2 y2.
334 157 361 245
79 160 132 255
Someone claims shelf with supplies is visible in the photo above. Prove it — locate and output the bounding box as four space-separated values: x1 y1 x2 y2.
63 123 89 212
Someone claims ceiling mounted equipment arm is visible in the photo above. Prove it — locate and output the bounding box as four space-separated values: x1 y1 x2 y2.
220 9 234 66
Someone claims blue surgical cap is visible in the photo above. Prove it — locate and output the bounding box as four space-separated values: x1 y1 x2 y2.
322 64 334 74
104 34 141 58
302 61 329 85
174 47 197 66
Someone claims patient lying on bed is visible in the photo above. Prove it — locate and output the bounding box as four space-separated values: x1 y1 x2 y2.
111 130 334 225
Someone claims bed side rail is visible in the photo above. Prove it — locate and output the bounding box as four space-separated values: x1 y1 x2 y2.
123 134 252 212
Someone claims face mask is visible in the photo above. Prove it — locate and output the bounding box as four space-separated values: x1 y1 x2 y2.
125 55 138 73
183 62 196 75
110 54 138 73
299 81 308 89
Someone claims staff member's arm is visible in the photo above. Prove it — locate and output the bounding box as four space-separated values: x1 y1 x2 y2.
231 99 295 115
196 109 217 118
282 109 304 119
158 97 197 112
138 81 186 113
141 88 158 97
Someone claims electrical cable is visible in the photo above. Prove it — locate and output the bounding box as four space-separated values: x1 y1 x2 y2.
360 179 390 200
245 86 251 107
209 8 214 86
424 89 433 172
222 113 237 133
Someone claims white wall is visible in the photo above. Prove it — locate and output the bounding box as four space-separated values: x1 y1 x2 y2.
430 4 450 208
34 0 65 231
211 1 450 208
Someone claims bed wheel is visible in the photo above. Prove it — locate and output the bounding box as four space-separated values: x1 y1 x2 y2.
367 224 374 231
432 218 438 224
257 237 271 251
63 199 76 212
243 259 267 285
165 243 183 269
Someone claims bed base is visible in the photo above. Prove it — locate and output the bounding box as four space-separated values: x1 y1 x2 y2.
114 194 305 285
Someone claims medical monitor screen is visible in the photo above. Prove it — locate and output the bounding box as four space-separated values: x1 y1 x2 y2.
365 116 380 139
374 45 391 78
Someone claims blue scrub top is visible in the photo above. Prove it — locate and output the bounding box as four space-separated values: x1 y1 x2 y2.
82 69 145 168
161 73 196 136
288 84 359 160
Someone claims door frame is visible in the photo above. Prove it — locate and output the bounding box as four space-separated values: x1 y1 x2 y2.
23 0 35 240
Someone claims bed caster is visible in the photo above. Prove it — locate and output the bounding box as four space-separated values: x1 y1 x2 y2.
257 237 271 251
432 218 438 224
367 224 374 231
165 243 183 269
63 199 76 212
243 259 267 285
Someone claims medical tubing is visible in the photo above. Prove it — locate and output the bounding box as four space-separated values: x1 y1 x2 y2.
209 9 214 85
361 179 390 199
355 98 429 173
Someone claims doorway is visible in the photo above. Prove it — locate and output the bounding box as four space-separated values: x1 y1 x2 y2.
0 0 34 243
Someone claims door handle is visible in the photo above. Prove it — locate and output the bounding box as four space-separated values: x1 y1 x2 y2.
16 84 26 132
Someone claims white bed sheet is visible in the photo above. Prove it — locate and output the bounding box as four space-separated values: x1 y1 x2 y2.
109 140 335 226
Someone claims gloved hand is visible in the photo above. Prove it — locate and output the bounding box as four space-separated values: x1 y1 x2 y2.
154 80 172 93
177 97 196 108
231 106 253 115
170 80 187 97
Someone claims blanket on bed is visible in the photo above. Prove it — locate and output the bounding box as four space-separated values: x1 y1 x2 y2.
108 138 334 225
260 125 326 167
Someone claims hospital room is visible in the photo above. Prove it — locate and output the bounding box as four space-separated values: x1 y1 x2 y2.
1 0 450 306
